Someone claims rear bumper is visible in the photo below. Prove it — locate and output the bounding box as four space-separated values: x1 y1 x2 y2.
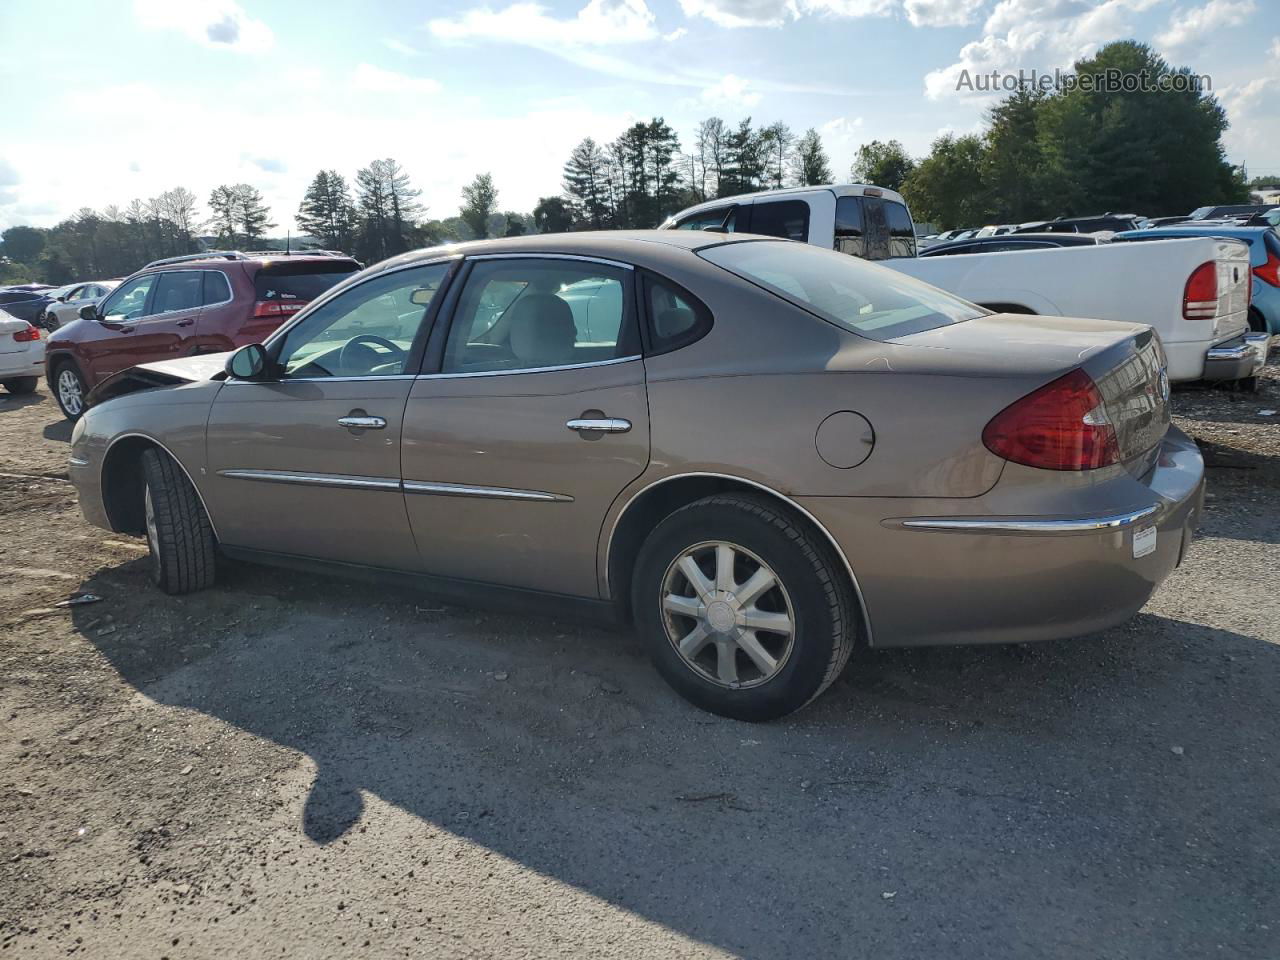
1200 331 1269 380
799 427 1205 648
0 348 45 380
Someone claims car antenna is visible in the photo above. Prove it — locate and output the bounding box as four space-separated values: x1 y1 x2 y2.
285 231 291 256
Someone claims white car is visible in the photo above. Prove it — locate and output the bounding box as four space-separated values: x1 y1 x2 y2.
662 184 1265 386
0 309 45 395
41 280 118 330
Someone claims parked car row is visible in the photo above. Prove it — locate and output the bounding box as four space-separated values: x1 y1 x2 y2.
661 184 1270 389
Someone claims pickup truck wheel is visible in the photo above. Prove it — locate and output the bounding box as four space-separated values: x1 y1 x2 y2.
141 447 216 595
52 362 87 420
632 493 857 721
1248 309 1267 333
1 377 38 395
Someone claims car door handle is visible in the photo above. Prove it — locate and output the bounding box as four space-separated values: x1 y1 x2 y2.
176 318 194 327
566 417 632 434
337 416 387 430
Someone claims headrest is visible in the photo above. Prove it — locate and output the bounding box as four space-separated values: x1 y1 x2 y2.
508 294 576 366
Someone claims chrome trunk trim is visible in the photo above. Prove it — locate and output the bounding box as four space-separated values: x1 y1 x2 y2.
893 504 1160 534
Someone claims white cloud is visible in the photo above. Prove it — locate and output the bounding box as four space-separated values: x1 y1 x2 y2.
678 0 789 27
430 0 656 46
1271 35 1280 58
700 73 763 107
132 0 274 53
663 26 689 40
382 38 422 55
1156 0 1256 52
924 0 1162 99
350 63 442 95
679 0 895 27
903 0 986 27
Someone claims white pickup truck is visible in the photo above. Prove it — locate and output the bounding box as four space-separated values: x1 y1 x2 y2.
661 184 1267 385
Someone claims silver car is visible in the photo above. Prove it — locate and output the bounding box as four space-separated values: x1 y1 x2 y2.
68 232 1204 720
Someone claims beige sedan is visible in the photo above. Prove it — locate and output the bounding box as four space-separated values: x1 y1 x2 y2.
69 232 1204 720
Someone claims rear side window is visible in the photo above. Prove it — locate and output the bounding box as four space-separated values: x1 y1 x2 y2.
674 206 734 231
748 200 809 241
834 196 864 258
699 240 983 342
255 261 357 304
643 274 712 355
885 201 916 258
201 271 231 305
153 271 202 314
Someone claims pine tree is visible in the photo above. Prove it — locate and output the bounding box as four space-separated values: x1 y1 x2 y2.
297 170 357 250
562 138 613 229
792 128 833 186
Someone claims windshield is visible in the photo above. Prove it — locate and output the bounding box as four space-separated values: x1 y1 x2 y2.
698 239 985 341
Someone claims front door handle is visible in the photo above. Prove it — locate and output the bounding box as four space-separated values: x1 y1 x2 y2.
566 417 632 434
176 318 194 328
338 416 387 430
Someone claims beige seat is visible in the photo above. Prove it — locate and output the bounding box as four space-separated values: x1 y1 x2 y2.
508 294 577 367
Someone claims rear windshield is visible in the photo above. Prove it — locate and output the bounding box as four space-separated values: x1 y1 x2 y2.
698 240 984 341
254 261 358 302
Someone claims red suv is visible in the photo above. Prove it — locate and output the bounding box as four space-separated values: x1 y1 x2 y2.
45 252 360 419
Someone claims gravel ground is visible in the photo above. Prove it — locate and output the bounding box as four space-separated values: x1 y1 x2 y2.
1 354 1278 959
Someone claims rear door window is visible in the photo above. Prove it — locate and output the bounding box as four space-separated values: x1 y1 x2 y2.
153 271 203 314
674 206 734 231
747 200 810 241
201 271 232 306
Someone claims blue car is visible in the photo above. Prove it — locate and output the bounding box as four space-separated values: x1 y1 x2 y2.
1114 224 1280 335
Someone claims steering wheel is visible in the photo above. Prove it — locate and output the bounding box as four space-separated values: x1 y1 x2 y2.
338 335 407 375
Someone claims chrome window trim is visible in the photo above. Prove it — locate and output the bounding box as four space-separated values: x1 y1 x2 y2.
604 472 876 647
198 269 235 309
892 504 1160 535
217 469 401 492
223 374 419 385
421 354 641 381
103 433 221 541
261 255 461 352
465 253 635 271
403 480 573 502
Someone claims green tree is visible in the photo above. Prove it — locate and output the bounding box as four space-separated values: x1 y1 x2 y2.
982 90 1047 222
759 121 795 190
721 117 764 196
207 185 241 246
460 173 499 239
791 128 832 186
297 170 356 250
563 138 613 229
850 139 916 192
0 225 45 264
532 196 574 233
900 133 990 229
355 159 423 262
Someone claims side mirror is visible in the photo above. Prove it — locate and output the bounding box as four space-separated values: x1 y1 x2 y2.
226 343 270 380
56 295 68 302
79 304 99 321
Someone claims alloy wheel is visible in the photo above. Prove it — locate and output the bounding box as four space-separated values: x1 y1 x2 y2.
660 540 795 689
57 368 83 416
144 484 161 580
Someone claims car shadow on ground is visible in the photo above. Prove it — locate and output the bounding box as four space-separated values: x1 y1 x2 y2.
0 391 47 413
71 556 1280 959
41 418 71 442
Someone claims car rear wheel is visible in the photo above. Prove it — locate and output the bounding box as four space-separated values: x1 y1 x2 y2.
140 447 217 595
1 377 38 395
632 493 857 721
53 362 87 420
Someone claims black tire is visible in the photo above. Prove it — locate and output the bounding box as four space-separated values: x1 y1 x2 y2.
140 447 216 595
1 377 38 395
51 360 87 420
1235 375 1259 394
632 493 857 722
1248 309 1267 334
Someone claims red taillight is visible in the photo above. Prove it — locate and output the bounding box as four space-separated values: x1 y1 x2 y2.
1254 249 1280 287
13 323 41 342
251 299 306 319
1182 261 1218 320
982 368 1120 471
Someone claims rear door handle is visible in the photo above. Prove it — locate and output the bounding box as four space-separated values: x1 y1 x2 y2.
567 418 632 434
176 318 194 328
338 416 387 430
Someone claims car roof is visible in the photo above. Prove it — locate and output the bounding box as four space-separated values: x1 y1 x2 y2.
664 183 910 222
384 230 767 266
1114 224 1271 240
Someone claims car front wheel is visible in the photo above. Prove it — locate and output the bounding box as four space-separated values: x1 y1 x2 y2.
53 362 87 420
633 493 857 721
140 447 217 595
1 377 38 395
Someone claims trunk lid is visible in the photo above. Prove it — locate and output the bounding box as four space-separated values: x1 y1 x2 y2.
888 313 1169 474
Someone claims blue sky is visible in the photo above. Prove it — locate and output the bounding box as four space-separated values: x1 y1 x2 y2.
0 0 1275 233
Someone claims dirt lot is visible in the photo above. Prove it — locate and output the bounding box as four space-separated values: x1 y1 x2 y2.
2 358 1278 959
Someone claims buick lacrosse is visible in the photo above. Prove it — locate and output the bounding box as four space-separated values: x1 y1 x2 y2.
69 231 1204 720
